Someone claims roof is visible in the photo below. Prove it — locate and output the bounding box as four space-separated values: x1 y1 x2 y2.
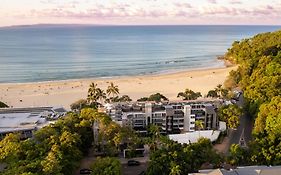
169 130 221 144
193 166 281 175
0 107 67 134
221 166 281 175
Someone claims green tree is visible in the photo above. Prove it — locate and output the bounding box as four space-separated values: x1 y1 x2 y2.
228 144 248 166
41 144 62 175
177 89 202 100
0 133 21 163
147 138 221 175
218 104 242 129
215 84 229 98
254 96 281 136
207 90 219 98
70 99 89 111
96 88 106 103
106 82 119 99
137 93 168 102
90 157 121 175
116 95 132 102
87 82 98 103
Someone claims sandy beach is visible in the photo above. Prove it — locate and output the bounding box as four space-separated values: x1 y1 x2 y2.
0 66 237 110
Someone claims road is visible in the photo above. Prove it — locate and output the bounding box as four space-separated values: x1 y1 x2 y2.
74 154 149 175
229 94 253 148
214 93 254 154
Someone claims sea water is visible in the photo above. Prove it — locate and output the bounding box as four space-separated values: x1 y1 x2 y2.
0 25 279 83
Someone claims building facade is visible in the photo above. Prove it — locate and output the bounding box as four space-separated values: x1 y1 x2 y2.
104 101 219 134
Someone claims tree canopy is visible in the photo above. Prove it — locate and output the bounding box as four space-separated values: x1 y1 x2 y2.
177 88 202 100
224 30 281 165
0 108 127 175
90 157 121 175
137 93 168 102
146 138 222 175
218 104 242 129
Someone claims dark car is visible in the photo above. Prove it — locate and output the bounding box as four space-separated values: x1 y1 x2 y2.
80 168 92 174
127 160 141 166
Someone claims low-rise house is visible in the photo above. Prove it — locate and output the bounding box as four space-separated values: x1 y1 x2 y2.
0 106 67 140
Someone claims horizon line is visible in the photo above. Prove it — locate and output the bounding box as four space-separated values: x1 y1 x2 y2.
1 23 281 28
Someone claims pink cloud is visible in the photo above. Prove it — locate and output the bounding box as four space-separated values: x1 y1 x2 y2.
7 1 280 26
207 0 217 4
200 6 238 15
174 3 192 8
229 0 242 4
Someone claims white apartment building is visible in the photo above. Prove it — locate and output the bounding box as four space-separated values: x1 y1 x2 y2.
183 104 218 132
104 101 219 134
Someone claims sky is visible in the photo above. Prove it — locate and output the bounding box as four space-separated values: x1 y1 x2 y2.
0 0 281 27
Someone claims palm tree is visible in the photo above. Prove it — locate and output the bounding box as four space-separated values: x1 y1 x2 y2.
96 88 106 103
106 82 119 103
87 82 98 104
215 84 223 98
106 82 119 98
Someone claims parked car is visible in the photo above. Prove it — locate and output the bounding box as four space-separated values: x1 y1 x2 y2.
80 168 92 174
127 160 140 166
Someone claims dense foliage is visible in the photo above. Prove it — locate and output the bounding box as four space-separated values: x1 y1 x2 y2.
218 104 242 129
90 157 121 175
177 88 202 100
225 30 281 165
147 138 222 174
0 108 128 175
137 93 168 102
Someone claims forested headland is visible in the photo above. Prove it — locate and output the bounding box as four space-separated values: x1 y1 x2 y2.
224 29 281 165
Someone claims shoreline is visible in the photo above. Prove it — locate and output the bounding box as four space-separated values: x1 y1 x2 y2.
0 65 237 110
0 61 227 86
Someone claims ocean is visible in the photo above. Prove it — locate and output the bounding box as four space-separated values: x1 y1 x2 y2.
0 25 279 83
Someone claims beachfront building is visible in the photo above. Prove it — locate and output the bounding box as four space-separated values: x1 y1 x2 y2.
104 101 219 134
107 102 183 134
0 107 67 140
183 103 218 132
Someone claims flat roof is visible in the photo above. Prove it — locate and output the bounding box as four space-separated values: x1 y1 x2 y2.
0 107 66 134
169 130 221 144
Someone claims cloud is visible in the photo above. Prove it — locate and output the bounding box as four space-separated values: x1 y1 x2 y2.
199 4 281 17
174 3 192 8
207 0 217 4
28 3 168 19
229 0 242 4
9 0 280 25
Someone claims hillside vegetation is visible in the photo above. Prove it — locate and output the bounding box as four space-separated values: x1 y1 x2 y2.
225 29 281 165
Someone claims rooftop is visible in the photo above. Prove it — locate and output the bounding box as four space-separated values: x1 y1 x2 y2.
193 166 281 175
169 130 221 144
0 107 67 134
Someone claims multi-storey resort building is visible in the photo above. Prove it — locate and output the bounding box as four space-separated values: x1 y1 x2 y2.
104 101 220 134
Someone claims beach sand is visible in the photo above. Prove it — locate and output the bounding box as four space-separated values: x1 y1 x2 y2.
0 66 237 110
